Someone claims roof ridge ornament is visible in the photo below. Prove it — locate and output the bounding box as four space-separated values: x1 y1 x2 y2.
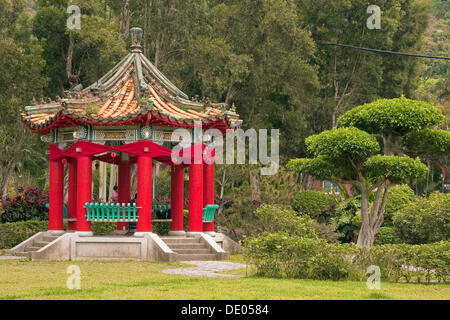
130 27 143 53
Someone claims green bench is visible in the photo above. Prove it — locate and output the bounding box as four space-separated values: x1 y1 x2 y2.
84 203 141 222
203 204 219 223
45 203 76 222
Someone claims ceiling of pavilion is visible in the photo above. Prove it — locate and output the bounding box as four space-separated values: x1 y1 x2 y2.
21 34 241 135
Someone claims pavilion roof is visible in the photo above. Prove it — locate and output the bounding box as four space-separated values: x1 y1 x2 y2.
21 38 241 135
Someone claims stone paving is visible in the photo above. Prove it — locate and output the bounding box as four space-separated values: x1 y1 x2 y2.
163 261 247 278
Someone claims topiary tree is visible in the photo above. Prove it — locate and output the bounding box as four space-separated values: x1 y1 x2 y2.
287 97 443 247
339 96 449 185
291 190 336 220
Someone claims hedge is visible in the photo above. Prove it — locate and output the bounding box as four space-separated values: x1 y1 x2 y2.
0 220 48 249
244 232 449 283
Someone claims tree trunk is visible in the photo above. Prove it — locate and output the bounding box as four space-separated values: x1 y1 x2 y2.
130 164 137 200
66 35 75 87
108 164 118 202
99 161 107 202
0 160 15 200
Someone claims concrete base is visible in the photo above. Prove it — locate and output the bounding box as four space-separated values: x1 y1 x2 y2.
75 231 94 237
7 232 177 262
111 230 128 235
205 232 216 237
213 233 242 254
49 230 65 236
168 230 186 237
133 232 152 237
186 232 202 237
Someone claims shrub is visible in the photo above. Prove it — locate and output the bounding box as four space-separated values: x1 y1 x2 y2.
244 232 357 280
393 193 450 244
1 186 48 223
0 220 48 249
331 197 361 243
244 232 449 283
152 210 189 236
374 226 395 245
254 204 317 239
313 222 342 243
91 222 117 235
384 185 417 222
291 190 337 220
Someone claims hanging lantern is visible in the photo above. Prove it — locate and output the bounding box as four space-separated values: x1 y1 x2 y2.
95 162 100 170
111 152 117 158
61 158 67 164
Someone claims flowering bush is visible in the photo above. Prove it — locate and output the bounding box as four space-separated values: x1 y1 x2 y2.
1 186 48 223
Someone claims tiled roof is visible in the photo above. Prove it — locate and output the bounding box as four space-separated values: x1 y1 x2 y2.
22 49 241 134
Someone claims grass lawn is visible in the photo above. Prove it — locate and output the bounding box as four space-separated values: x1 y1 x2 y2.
0 255 448 300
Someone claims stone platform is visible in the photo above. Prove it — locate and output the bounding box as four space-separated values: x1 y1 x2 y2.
3 232 240 262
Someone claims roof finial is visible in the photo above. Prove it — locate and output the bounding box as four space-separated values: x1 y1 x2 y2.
130 27 143 52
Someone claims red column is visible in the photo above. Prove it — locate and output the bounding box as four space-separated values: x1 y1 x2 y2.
202 162 215 234
117 159 131 231
49 158 64 234
188 162 203 235
169 165 185 236
67 159 77 231
76 156 93 235
136 156 152 234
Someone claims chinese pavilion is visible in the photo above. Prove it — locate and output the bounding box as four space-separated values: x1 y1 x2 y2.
21 27 241 238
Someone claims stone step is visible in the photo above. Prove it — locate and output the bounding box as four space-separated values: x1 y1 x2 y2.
42 236 59 242
172 248 211 254
34 241 50 248
161 238 201 244
24 246 41 252
13 252 29 257
167 243 206 250
177 254 217 261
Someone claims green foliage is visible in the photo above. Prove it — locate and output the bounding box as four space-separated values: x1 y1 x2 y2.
0 220 48 249
404 129 450 159
287 156 344 180
244 232 450 283
244 232 356 280
374 226 396 245
253 204 318 239
1 186 48 223
393 193 450 244
91 222 116 236
385 185 417 221
364 155 428 184
301 0 431 129
338 97 444 136
312 222 342 243
218 165 301 240
331 197 362 243
291 190 336 219
306 127 380 161
152 210 189 236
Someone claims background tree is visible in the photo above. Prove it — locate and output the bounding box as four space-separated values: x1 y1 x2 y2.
0 0 48 199
33 0 127 97
299 0 431 129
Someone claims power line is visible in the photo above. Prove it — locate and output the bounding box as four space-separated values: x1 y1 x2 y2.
316 41 450 60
